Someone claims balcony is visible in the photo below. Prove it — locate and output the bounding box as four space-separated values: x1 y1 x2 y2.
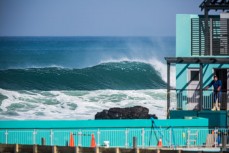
191 18 229 56
173 89 229 110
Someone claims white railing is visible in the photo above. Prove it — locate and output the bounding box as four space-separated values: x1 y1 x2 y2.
0 128 229 148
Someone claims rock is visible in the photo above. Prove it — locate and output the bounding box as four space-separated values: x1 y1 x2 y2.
95 106 158 120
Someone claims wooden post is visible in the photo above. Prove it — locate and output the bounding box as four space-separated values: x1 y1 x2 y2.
167 62 171 118
115 147 120 153
33 145 38 153
94 147 99 153
14 144 19 153
52 146 57 153
74 146 79 153
134 148 139 153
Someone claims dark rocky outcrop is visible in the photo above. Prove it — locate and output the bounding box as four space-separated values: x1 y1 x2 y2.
95 106 158 119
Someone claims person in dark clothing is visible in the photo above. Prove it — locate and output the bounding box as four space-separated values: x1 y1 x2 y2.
204 75 222 111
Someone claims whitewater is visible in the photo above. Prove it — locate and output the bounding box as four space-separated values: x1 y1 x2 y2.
0 36 176 120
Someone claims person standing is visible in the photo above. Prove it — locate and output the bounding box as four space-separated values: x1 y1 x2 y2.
204 75 222 111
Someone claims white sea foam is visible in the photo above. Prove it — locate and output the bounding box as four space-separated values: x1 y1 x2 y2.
0 88 176 120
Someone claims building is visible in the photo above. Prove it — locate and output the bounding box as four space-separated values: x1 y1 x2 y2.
166 0 229 127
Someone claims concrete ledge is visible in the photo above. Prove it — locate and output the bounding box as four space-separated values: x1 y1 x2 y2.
0 144 226 153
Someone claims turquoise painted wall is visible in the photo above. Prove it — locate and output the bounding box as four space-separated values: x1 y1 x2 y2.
0 119 208 129
176 14 229 110
0 119 208 147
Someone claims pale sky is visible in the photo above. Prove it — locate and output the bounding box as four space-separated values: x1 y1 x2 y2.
0 0 204 36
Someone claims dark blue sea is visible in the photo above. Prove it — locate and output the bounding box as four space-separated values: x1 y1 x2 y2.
0 36 176 120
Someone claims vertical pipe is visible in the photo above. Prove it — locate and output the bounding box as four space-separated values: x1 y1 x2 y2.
200 63 203 110
167 62 171 118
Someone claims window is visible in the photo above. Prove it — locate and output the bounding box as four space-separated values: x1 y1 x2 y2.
190 70 199 81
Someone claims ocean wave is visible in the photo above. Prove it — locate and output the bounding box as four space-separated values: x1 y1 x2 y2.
0 88 177 120
0 61 167 90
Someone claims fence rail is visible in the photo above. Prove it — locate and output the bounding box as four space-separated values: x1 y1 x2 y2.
1 128 229 148
172 89 229 110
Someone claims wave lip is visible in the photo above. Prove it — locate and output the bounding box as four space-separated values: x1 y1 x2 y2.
0 61 166 90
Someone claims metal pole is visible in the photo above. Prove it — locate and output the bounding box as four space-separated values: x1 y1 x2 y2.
187 129 190 148
50 129 53 146
170 128 172 148
97 129 100 147
33 129 37 145
167 62 171 118
78 131 82 147
200 63 203 110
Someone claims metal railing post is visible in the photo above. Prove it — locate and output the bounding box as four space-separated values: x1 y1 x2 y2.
141 128 145 148
33 129 37 144
125 128 129 148
50 129 53 146
97 129 100 147
5 130 8 144
169 128 172 148
187 129 190 148
214 128 217 148
78 130 82 147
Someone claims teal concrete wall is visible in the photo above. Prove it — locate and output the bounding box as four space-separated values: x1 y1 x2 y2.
0 119 208 147
176 14 229 110
170 110 227 127
176 14 199 57
0 119 208 129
